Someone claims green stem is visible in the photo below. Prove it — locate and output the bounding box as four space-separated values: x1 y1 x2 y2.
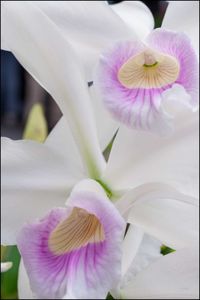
96 179 113 199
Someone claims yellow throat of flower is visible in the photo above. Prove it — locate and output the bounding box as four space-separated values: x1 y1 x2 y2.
48 207 105 255
118 48 180 89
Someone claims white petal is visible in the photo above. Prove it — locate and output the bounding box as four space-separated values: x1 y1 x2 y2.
18 260 36 299
162 1 199 55
1 1 105 178
45 116 85 173
104 111 199 198
110 225 144 299
161 83 198 114
124 186 198 249
121 225 144 277
111 229 162 299
1 262 13 273
89 85 119 151
115 182 179 217
110 1 154 39
1 1 136 80
120 233 162 289
1 137 82 245
27 1 136 81
121 247 199 299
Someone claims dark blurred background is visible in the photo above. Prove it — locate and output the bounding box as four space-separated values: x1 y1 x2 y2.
1 1 167 140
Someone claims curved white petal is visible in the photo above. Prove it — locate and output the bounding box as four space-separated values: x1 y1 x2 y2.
27 1 136 81
115 182 179 216
124 186 198 249
1 137 83 245
45 116 85 173
112 230 162 298
121 233 162 290
1 262 13 273
162 1 199 55
1 1 105 178
89 85 119 151
104 111 199 198
18 260 36 299
121 225 144 277
109 1 154 39
121 247 199 299
111 225 144 299
1 1 136 80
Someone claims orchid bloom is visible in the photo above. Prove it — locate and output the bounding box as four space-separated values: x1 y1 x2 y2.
1 1 199 299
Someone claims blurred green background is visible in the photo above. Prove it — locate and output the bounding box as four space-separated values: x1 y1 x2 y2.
1 246 21 299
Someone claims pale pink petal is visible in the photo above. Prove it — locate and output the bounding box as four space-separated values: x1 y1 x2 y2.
147 29 199 109
162 1 199 56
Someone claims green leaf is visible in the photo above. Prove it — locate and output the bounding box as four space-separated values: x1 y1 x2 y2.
106 292 115 299
1 246 20 300
161 245 175 255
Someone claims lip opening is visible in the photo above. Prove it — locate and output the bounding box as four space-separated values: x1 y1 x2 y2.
118 50 180 89
48 207 105 255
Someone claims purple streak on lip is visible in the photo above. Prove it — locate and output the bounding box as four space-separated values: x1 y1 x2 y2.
17 208 108 298
17 189 125 299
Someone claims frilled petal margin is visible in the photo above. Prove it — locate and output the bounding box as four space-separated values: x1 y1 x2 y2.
17 179 125 299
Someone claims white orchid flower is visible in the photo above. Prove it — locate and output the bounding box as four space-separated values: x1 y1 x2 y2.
94 3 199 136
1 1 199 299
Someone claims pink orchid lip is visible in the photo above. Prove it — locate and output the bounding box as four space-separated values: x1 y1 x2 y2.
17 180 125 299
95 28 199 135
